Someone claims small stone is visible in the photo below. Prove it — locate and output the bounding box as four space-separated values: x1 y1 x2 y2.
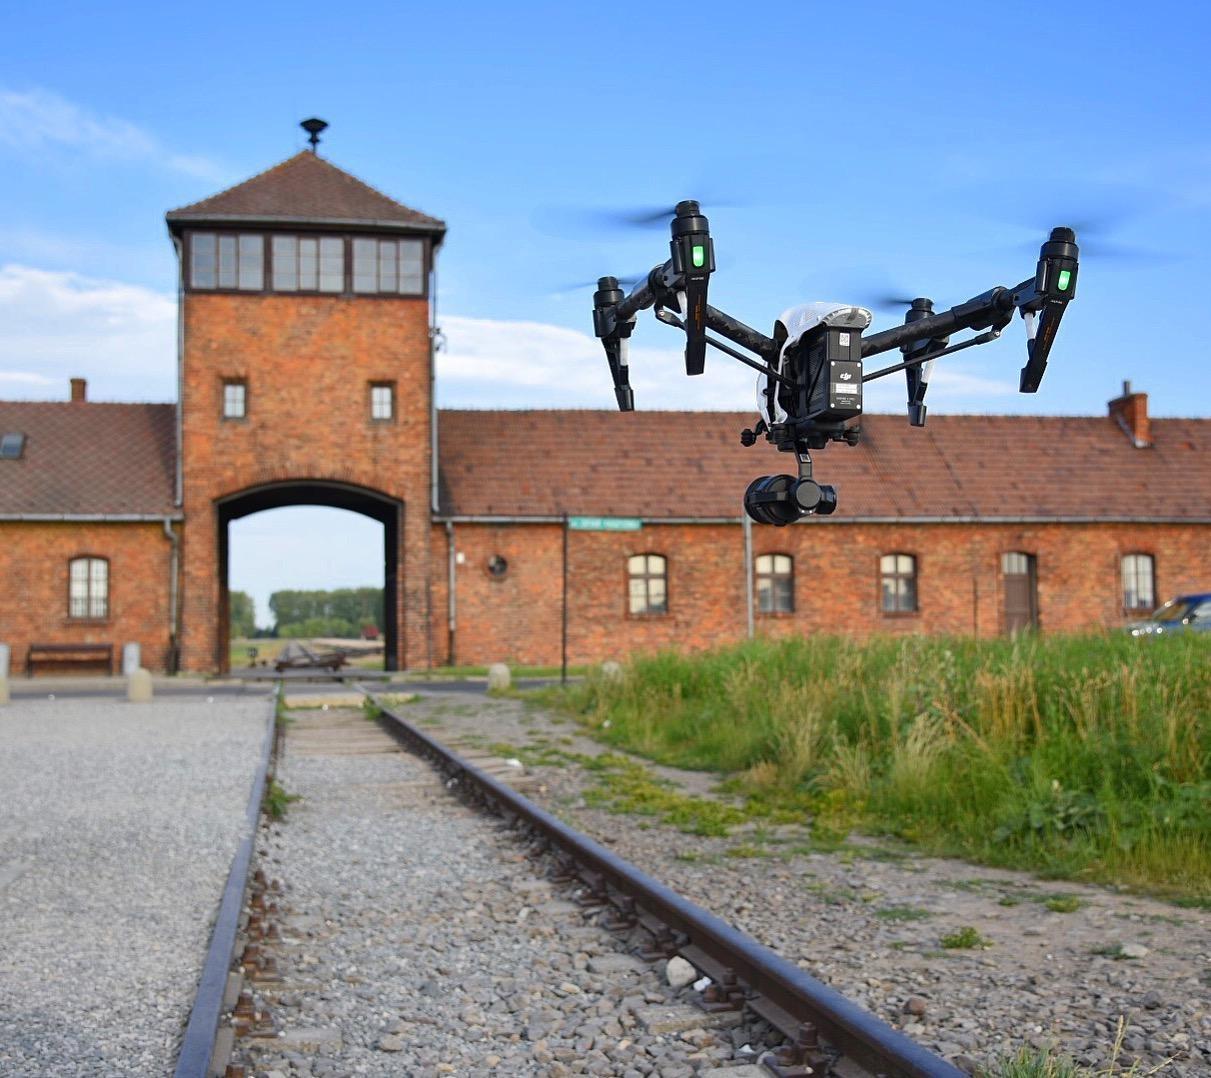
1142 989 1163 1009
378 1034 405 1052
665 956 697 989
903 995 928 1016
1120 943 1149 959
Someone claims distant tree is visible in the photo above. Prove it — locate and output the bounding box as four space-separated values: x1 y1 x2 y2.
229 590 256 639
269 588 382 636
277 616 355 639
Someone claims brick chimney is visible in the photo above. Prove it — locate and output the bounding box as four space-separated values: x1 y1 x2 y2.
1109 380 1150 448
69 377 87 403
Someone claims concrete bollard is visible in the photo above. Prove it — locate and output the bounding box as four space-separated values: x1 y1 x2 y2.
127 667 153 703
600 660 624 684
0 643 9 679
122 642 141 676
486 663 511 692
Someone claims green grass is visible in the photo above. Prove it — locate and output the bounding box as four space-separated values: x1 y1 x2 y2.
263 778 300 820
940 925 989 949
875 905 933 922
541 635 1211 899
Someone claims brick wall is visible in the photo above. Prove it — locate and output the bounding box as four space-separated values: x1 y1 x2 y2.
0 522 173 673
436 520 1211 666
178 292 433 672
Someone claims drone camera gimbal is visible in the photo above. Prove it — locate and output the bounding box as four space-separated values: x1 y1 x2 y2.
593 213 1078 524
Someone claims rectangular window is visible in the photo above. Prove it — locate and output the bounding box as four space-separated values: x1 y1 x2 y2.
223 380 247 419
69 557 108 619
628 554 668 616
318 237 344 292
756 553 794 614
1122 554 1155 611
880 553 918 613
299 236 318 289
272 235 298 291
370 382 394 421
352 237 425 294
0 432 25 459
191 232 264 290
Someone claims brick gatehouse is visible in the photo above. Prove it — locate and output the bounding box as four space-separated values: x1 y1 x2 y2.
3 147 1210 674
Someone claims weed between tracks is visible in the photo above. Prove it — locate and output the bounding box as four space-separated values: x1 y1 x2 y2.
263 778 300 821
983 1016 1175 1076
533 634 1211 900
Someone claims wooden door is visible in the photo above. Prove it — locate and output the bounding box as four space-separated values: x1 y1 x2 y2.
1002 552 1038 633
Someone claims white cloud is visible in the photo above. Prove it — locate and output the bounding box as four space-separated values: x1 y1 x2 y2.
438 313 759 411
0 264 175 400
0 88 224 180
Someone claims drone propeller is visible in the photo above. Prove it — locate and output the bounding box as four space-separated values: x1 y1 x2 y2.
535 194 745 237
553 272 647 295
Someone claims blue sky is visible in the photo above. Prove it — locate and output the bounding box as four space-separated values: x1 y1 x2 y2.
2 1 1209 625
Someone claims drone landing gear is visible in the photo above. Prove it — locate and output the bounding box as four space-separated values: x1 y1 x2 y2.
744 449 837 526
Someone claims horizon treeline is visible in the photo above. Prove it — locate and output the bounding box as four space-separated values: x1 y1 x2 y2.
229 587 384 638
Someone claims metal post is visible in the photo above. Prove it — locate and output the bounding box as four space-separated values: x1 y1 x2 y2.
742 515 755 639
561 515 569 685
446 521 456 667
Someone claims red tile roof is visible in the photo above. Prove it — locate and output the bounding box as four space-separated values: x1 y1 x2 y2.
436 410 1211 521
0 402 176 516
2 401 1207 522
166 152 445 236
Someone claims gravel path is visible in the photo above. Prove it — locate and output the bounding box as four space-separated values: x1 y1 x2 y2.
0 694 273 1077
401 689 1211 1076
239 706 778 1077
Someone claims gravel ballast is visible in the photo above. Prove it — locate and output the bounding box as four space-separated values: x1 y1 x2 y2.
401 689 1211 1076
239 706 776 1076
0 694 273 1076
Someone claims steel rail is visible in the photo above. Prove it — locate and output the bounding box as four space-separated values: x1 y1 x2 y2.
174 688 278 1078
368 690 964 1078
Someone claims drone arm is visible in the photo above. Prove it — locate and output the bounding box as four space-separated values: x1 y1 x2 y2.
612 265 778 360
862 286 1016 358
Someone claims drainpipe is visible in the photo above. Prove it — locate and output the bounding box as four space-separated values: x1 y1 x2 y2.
430 255 441 516
742 514 754 639
171 234 184 508
163 517 180 672
445 520 456 666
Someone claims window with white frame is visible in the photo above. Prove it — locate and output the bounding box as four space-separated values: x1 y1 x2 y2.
223 380 247 419
271 235 345 292
756 554 794 613
352 237 424 295
370 382 394 421
628 554 668 615
1121 553 1155 612
190 232 264 290
880 553 918 613
69 557 108 619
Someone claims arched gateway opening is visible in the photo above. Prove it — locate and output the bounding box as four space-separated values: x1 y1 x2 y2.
216 481 402 673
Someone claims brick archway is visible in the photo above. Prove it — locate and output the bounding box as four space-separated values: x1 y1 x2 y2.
215 480 403 673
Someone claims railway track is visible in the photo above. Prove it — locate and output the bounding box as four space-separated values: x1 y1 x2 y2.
363 690 964 1078
186 687 964 1077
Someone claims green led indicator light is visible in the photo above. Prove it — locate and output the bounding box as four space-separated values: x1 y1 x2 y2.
692 244 706 268
1057 269 1072 291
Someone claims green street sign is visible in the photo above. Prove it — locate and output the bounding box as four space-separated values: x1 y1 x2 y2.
568 516 643 532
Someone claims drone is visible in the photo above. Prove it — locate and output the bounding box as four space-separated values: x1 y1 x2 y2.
591 201 1078 525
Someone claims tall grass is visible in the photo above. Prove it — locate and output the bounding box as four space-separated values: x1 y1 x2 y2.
558 634 1211 897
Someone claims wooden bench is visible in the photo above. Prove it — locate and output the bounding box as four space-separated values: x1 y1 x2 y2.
27 642 114 677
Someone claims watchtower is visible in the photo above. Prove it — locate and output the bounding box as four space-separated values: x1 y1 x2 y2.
166 124 445 672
